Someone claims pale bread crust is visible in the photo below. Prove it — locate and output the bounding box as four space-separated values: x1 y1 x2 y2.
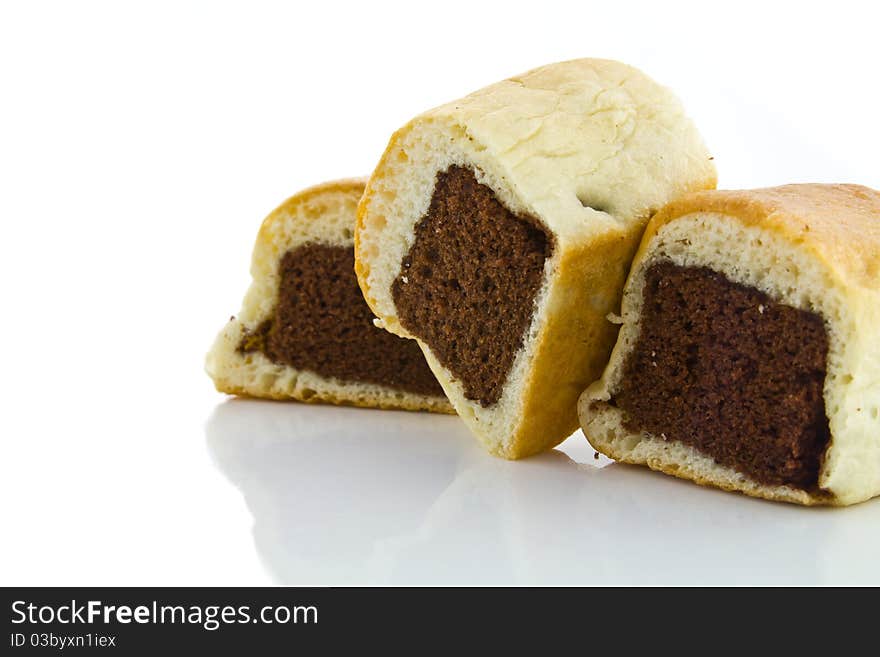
206 179 453 413
356 58 716 458
580 184 880 505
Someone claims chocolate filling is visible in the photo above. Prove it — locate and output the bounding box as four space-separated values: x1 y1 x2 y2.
391 165 553 407
612 262 831 490
239 244 444 397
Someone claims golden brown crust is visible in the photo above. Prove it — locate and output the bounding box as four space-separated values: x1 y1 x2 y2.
508 228 644 457
260 177 368 249
503 175 717 458
212 378 455 413
596 434 835 506
643 184 880 290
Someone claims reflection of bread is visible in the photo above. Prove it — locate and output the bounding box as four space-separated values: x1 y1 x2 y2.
206 180 452 412
356 58 716 458
206 400 466 584
206 400 875 584
580 184 880 506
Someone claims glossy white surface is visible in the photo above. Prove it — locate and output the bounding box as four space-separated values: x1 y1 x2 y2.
7 385 880 585
2 1 879 586
205 400 880 585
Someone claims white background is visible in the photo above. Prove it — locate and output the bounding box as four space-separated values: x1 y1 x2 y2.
2 0 879 585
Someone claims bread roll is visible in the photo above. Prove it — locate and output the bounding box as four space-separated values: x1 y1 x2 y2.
206 179 452 413
356 58 716 458
579 184 880 505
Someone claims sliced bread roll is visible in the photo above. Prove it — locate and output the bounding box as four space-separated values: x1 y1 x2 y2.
206 179 452 413
355 58 716 458
579 184 880 505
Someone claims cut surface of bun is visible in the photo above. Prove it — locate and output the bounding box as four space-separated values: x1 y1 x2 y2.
207 179 452 413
